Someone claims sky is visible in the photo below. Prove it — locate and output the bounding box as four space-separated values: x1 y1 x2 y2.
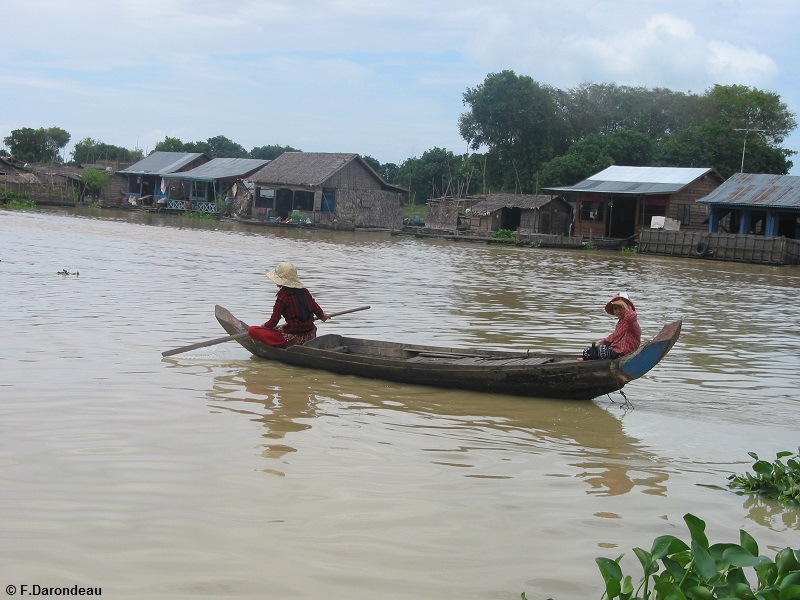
2 0 799 174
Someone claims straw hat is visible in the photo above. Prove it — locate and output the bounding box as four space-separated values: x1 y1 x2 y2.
266 262 305 289
605 292 635 315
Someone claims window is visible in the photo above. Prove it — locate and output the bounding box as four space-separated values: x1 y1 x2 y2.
580 201 604 221
676 204 691 225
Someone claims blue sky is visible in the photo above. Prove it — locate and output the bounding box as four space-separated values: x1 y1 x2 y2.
2 0 799 174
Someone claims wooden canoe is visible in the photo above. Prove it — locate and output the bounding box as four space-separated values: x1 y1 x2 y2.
215 305 682 400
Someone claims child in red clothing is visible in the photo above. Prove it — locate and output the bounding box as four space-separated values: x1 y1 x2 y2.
581 292 641 360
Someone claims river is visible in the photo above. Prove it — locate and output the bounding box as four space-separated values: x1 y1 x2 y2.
1 207 798 599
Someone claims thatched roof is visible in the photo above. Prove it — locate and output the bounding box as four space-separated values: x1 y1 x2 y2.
249 152 406 192
467 193 559 217
0 157 39 184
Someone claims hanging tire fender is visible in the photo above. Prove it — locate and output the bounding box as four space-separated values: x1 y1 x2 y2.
694 241 709 257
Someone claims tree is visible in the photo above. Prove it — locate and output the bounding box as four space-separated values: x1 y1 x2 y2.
153 136 186 153
397 148 477 203
702 84 796 145
361 155 400 184
70 138 143 165
459 71 562 192
250 144 301 160
80 168 113 200
182 135 247 158
652 85 796 177
556 83 696 141
3 126 71 164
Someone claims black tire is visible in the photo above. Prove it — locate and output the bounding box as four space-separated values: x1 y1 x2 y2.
694 241 709 257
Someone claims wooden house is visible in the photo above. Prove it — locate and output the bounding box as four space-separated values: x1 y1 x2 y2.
424 196 483 231
1 156 38 185
544 166 724 239
118 151 209 207
696 172 800 239
247 152 407 229
160 157 269 213
466 193 572 235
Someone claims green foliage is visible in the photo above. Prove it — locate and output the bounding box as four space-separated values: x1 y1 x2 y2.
584 242 597 250
153 136 186 153
154 137 301 162
71 138 143 165
362 154 400 183
621 245 638 253
728 450 800 506
80 168 113 198
558 83 696 140
397 147 481 203
5 198 36 209
492 229 516 239
596 513 800 600
459 70 561 192
182 210 217 220
182 135 247 158
403 202 427 219
1 189 31 202
250 144 301 160
460 77 796 189
539 128 656 186
289 210 311 224
3 126 71 164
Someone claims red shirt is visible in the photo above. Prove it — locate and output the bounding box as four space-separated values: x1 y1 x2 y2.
600 310 641 356
264 287 325 333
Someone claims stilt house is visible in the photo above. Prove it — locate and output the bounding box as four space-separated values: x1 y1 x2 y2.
247 152 407 229
544 166 724 239
696 172 800 239
466 194 572 235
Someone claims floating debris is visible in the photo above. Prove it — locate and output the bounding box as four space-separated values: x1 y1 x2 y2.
57 269 79 276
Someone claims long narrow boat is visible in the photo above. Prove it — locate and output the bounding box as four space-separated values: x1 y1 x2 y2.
215 305 681 400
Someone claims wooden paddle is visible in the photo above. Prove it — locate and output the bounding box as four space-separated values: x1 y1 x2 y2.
161 305 370 357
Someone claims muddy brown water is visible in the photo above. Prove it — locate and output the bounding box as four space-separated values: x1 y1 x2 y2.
1 207 798 599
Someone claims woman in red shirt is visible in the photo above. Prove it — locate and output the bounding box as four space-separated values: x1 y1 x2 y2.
248 262 330 347
581 292 641 360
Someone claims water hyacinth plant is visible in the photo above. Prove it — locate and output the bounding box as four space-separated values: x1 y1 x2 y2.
728 450 800 506
492 228 516 239
595 513 800 600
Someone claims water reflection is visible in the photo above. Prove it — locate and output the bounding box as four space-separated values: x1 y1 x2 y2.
740 494 800 533
202 358 671 497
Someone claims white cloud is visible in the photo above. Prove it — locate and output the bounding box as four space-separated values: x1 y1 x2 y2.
706 41 779 86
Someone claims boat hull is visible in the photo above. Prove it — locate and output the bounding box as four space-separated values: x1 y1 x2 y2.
215 305 681 400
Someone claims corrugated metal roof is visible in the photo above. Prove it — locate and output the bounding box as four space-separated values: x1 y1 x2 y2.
544 165 715 195
697 172 800 208
118 152 207 175
161 158 269 181
466 193 559 217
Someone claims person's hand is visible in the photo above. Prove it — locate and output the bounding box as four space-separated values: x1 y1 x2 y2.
320 312 331 321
